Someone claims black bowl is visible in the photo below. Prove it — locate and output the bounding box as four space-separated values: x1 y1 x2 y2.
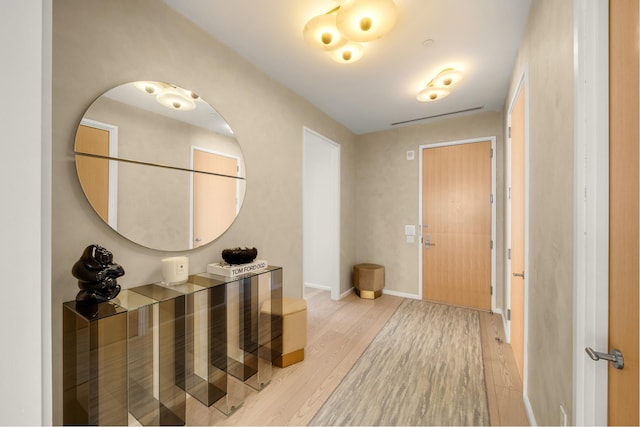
222 247 258 265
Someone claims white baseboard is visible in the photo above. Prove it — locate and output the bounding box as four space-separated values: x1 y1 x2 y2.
499 310 510 343
303 282 331 291
304 283 354 300
523 393 537 426
303 283 331 299
382 289 421 300
489 307 509 339
339 287 354 300
305 286 420 301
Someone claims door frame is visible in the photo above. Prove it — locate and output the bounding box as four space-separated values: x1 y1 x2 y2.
79 118 119 228
505 68 531 416
572 0 609 425
418 136 497 311
302 127 341 300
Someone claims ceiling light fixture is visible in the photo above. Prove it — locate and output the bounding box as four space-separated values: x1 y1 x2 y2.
331 41 365 63
303 12 348 51
416 68 464 102
135 81 197 111
336 0 398 42
431 68 464 87
416 85 451 102
302 0 397 64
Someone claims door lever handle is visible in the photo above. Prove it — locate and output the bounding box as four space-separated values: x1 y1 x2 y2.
424 235 436 248
585 347 624 370
512 272 525 278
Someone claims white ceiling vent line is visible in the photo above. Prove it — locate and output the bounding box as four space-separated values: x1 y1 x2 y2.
391 106 485 127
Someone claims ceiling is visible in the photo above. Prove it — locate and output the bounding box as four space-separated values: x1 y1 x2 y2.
163 0 531 135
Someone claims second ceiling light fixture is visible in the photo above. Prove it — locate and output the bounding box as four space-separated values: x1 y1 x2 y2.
303 0 398 64
416 68 465 102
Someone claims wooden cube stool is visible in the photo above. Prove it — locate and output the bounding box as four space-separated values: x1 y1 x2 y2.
262 297 307 368
353 263 385 299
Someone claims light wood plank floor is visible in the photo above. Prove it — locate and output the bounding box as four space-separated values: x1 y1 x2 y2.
479 311 530 426
184 289 529 426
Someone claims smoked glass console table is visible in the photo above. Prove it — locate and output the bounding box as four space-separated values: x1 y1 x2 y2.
62 300 128 425
63 266 283 426
118 286 187 426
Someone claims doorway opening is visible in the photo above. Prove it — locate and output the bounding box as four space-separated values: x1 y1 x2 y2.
303 127 341 300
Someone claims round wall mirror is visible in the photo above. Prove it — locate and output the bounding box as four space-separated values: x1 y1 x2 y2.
74 81 246 251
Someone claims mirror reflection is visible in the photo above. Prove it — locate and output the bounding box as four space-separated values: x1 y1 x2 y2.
75 81 246 251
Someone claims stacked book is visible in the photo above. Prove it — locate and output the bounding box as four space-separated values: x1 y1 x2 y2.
207 259 268 277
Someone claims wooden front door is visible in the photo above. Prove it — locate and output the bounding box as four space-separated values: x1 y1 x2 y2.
192 149 238 248
609 0 639 424
421 141 492 310
509 83 526 382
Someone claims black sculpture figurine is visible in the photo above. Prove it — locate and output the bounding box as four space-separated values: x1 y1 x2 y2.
72 244 124 304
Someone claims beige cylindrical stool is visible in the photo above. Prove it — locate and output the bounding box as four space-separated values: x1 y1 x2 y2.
262 297 307 368
353 263 385 299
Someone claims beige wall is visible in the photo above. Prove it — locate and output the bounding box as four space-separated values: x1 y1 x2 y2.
52 0 356 423
355 111 504 306
504 0 574 425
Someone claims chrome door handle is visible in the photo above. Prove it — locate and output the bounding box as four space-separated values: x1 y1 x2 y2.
194 237 202 243
512 272 525 278
424 235 436 248
585 347 624 370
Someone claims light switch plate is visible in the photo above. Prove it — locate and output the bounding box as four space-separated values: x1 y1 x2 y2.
406 150 415 160
405 225 416 236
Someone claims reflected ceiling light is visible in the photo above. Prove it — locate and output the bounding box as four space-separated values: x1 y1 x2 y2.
331 42 364 63
336 0 398 42
134 80 166 95
416 68 464 102
303 0 397 63
303 12 348 51
155 87 196 111
135 81 197 111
